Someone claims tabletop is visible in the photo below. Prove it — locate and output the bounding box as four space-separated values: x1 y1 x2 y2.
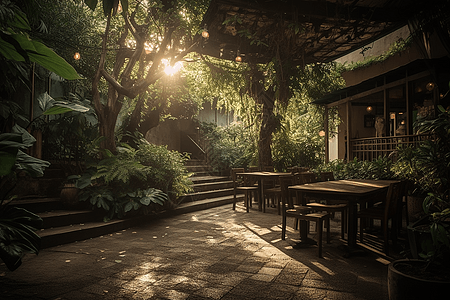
289 179 396 198
238 172 292 178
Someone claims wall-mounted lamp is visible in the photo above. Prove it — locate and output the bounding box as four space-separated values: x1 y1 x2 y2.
366 106 373 113
74 52 81 60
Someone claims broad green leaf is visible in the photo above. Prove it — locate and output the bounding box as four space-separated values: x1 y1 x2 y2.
42 106 72 115
1 33 80 80
124 201 133 212
37 92 54 112
28 39 81 80
0 32 29 62
12 125 35 148
43 99 91 115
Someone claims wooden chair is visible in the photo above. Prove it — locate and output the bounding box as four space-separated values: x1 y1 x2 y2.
358 181 405 255
231 168 258 213
280 175 330 258
260 165 278 208
319 171 335 181
295 172 317 184
305 171 348 239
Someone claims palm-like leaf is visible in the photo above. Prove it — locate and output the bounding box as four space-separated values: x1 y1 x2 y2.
0 206 43 271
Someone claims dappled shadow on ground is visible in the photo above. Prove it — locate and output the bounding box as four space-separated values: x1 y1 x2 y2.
0 202 408 299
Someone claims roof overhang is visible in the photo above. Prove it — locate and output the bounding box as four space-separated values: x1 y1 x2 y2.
197 0 427 65
313 57 450 106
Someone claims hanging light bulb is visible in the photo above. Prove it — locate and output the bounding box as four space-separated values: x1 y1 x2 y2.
74 52 81 60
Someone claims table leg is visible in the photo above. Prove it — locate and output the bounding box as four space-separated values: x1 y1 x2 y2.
340 201 366 258
258 179 263 212
347 202 358 248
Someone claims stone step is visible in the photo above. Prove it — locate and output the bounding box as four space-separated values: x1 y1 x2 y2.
182 187 235 202
39 209 102 229
190 175 229 184
193 180 234 192
185 165 213 173
38 217 146 249
11 197 63 213
12 162 238 250
171 194 241 215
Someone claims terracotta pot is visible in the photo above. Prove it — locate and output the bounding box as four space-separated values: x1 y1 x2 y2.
388 259 450 300
60 183 79 207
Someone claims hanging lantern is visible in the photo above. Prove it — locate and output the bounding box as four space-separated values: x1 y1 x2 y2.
74 52 81 60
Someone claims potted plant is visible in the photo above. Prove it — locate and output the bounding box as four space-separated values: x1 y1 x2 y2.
388 106 450 299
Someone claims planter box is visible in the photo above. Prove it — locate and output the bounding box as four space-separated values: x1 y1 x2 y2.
388 259 450 300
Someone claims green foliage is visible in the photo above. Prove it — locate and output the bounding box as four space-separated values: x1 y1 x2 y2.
200 121 257 173
271 63 344 171
316 156 395 180
343 36 412 71
408 106 450 266
0 126 47 271
0 0 80 80
77 139 192 220
0 205 42 271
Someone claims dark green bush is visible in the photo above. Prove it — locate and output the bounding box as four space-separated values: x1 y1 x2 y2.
76 140 193 220
200 121 257 173
315 156 395 180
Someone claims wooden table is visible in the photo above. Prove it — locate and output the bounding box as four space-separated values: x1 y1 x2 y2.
238 172 291 212
289 179 397 249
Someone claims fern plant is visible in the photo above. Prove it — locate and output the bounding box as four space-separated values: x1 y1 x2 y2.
76 140 192 220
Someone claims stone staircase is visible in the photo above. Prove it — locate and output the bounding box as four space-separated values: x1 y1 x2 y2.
173 159 242 214
8 159 240 249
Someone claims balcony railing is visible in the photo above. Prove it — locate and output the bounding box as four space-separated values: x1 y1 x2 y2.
350 134 432 161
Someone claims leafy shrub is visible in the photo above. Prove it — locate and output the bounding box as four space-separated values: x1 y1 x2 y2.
272 123 324 171
200 121 257 173
315 156 395 180
76 139 193 220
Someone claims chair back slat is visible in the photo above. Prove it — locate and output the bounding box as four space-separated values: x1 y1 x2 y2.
295 172 317 185
384 181 406 219
320 172 335 181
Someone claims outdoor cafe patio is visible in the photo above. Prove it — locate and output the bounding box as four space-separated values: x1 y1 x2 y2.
1 200 398 300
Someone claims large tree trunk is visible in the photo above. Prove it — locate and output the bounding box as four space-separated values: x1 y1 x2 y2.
258 91 277 168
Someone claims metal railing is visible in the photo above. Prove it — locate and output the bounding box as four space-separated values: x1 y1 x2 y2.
350 134 432 161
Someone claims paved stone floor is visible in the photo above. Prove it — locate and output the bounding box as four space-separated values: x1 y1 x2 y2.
0 203 396 299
